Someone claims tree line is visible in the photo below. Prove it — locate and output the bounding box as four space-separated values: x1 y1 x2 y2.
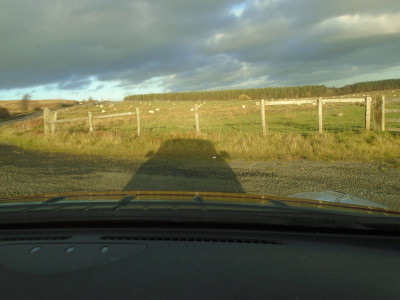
124 79 400 102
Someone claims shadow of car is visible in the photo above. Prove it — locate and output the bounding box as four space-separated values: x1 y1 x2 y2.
123 139 245 193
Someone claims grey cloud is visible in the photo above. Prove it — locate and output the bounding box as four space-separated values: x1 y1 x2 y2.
0 0 239 88
200 0 400 87
0 0 399 94
57 77 92 90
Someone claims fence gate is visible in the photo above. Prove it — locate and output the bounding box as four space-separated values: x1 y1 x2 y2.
382 96 400 132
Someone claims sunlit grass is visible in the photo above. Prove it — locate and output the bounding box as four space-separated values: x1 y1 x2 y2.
1 124 399 166
0 98 399 166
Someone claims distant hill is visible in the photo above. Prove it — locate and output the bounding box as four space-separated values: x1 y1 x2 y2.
124 79 400 101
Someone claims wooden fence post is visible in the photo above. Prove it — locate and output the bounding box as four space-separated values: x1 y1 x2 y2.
88 111 93 132
136 107 141 137
365 96 372 131
51 112 58 133
194 104 200 134
43 108 50 134
381 95 386 132
261 99 267 137
318 98 323 133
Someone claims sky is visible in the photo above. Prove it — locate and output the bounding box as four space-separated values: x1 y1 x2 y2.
1 0 400 101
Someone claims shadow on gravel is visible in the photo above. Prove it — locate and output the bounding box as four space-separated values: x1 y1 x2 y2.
123 139 245 193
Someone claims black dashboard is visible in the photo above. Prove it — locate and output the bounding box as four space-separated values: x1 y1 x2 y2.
0 226 399 299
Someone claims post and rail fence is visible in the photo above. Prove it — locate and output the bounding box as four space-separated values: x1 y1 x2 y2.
43 95 399 136
43 108 141 136
381 96 400 132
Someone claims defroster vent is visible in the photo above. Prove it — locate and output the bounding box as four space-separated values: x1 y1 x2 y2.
100 236 282 245
0 236 71 242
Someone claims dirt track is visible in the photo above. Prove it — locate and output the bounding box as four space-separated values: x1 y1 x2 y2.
0 143 399 209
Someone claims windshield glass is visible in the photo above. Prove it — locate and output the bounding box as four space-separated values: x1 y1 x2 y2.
0 0 399 217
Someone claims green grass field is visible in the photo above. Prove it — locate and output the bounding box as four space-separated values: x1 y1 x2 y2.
0 91 399 165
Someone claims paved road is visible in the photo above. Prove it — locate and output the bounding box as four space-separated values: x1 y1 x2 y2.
0 103 86 128
0 111 43 127
1 143 399 209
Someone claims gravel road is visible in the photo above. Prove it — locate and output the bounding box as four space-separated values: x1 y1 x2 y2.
0 143 399 209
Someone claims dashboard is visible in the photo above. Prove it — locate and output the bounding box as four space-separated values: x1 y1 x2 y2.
0 226 399 299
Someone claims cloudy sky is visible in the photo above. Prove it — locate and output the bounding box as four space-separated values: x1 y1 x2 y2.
1 0 400 100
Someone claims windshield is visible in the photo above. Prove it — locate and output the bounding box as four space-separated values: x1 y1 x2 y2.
0 0 400 219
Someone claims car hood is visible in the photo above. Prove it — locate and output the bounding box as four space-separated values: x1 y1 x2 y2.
289 191 388 209
0 191 399 233
0 190 396 215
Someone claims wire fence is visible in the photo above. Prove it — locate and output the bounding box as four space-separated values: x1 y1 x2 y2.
43 96 400 136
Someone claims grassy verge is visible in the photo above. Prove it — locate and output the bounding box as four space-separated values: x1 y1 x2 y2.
1 123 399 166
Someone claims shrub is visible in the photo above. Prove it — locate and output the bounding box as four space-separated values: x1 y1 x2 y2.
53 102 64 109
0 106 10 119
31 105 42 112
238 94 252 100
20 93 31 111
